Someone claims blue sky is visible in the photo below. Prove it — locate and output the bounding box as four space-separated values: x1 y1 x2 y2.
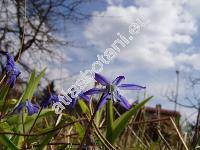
44 0 200 121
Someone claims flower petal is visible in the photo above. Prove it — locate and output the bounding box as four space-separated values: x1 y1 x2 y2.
114 92 131 110
95 73 109 86
6 53 15 67
97 92 110 110
15 103 24 113
118 84 146 90
26 101 39 116
7 75 16 88
41 94 59 108
4 53 21 88
79 92 90 102
112 76 125 85
84 88 104 95
70 98 77 108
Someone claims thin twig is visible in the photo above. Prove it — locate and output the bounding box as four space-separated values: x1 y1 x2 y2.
79 93 105 149
79 109 97 149
170 117 189 150
99 117 171 129
25 107 43 145
92 119 116 150
113 106 148 149
157 129 173 150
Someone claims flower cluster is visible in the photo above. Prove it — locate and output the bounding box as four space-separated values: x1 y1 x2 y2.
0 51 21 88
0 52 146 115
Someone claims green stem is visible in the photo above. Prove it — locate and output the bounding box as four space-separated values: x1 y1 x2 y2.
79 93 105 149
21 109 26 142
26 107 43 140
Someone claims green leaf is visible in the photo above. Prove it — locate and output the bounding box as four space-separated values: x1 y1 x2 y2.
74 122 85 140
0 85 9 101
106 99 114 140
37 119 66 150
0 99 17 108
95 105 104 127
0 127 19 150
109 96 153 144
71 116 85 140
37 132 55 150
0 122 12 133
78 99 89 114
30 68 46 100
20 70 36 102
20 68 46 103
20 109 54 132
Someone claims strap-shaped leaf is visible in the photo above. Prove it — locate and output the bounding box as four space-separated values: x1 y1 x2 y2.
78 99 89 114
71 116 85 140
20 68 46 103
29 68 46 100
22 70 36 101
37 132 55 150
0 127 19 150
110 96 153 144
106 99 114 140
0 85 9 101
37 119 66 150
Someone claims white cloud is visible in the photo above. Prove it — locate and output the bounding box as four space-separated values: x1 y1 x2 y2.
175 53 200 70
187 0 200 19
84 0 197 70
107 0 123 5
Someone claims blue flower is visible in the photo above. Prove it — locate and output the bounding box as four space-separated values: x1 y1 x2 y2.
69 92 90 108
84 73 146 110
41 94 60 108
43 92 90 109
2 52 21 88
25 101 39 116
58 92 90 109
16 100 39 116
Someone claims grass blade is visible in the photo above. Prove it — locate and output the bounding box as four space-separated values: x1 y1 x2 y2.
110 96 153 144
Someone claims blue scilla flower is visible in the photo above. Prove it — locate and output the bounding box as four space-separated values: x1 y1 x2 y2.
59 92 90 109
16 100 39 116
0 51 21 88
84 73 146 110
68 92 90 108
41 94 60 108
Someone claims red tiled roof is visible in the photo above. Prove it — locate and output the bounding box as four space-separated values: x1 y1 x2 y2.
144 106 181 117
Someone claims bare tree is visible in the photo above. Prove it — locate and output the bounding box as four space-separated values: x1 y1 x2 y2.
166 71 200 148
0 0 91 74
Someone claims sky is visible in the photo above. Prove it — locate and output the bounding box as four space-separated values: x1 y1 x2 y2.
45 0 200 122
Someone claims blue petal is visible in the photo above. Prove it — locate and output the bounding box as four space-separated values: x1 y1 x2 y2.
7 75 16 88
112 76 125 85
97 92 110 110
4 54 21 88
6 54 15 67
95 73 109 86
118 84 146 90
5 65 13 73
114 92 131 110
79 93 90 102
84 88 104 95
41 94 59 108
26 101 39 116
70 98 77 108
15 103 24 113
51 95 60 102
